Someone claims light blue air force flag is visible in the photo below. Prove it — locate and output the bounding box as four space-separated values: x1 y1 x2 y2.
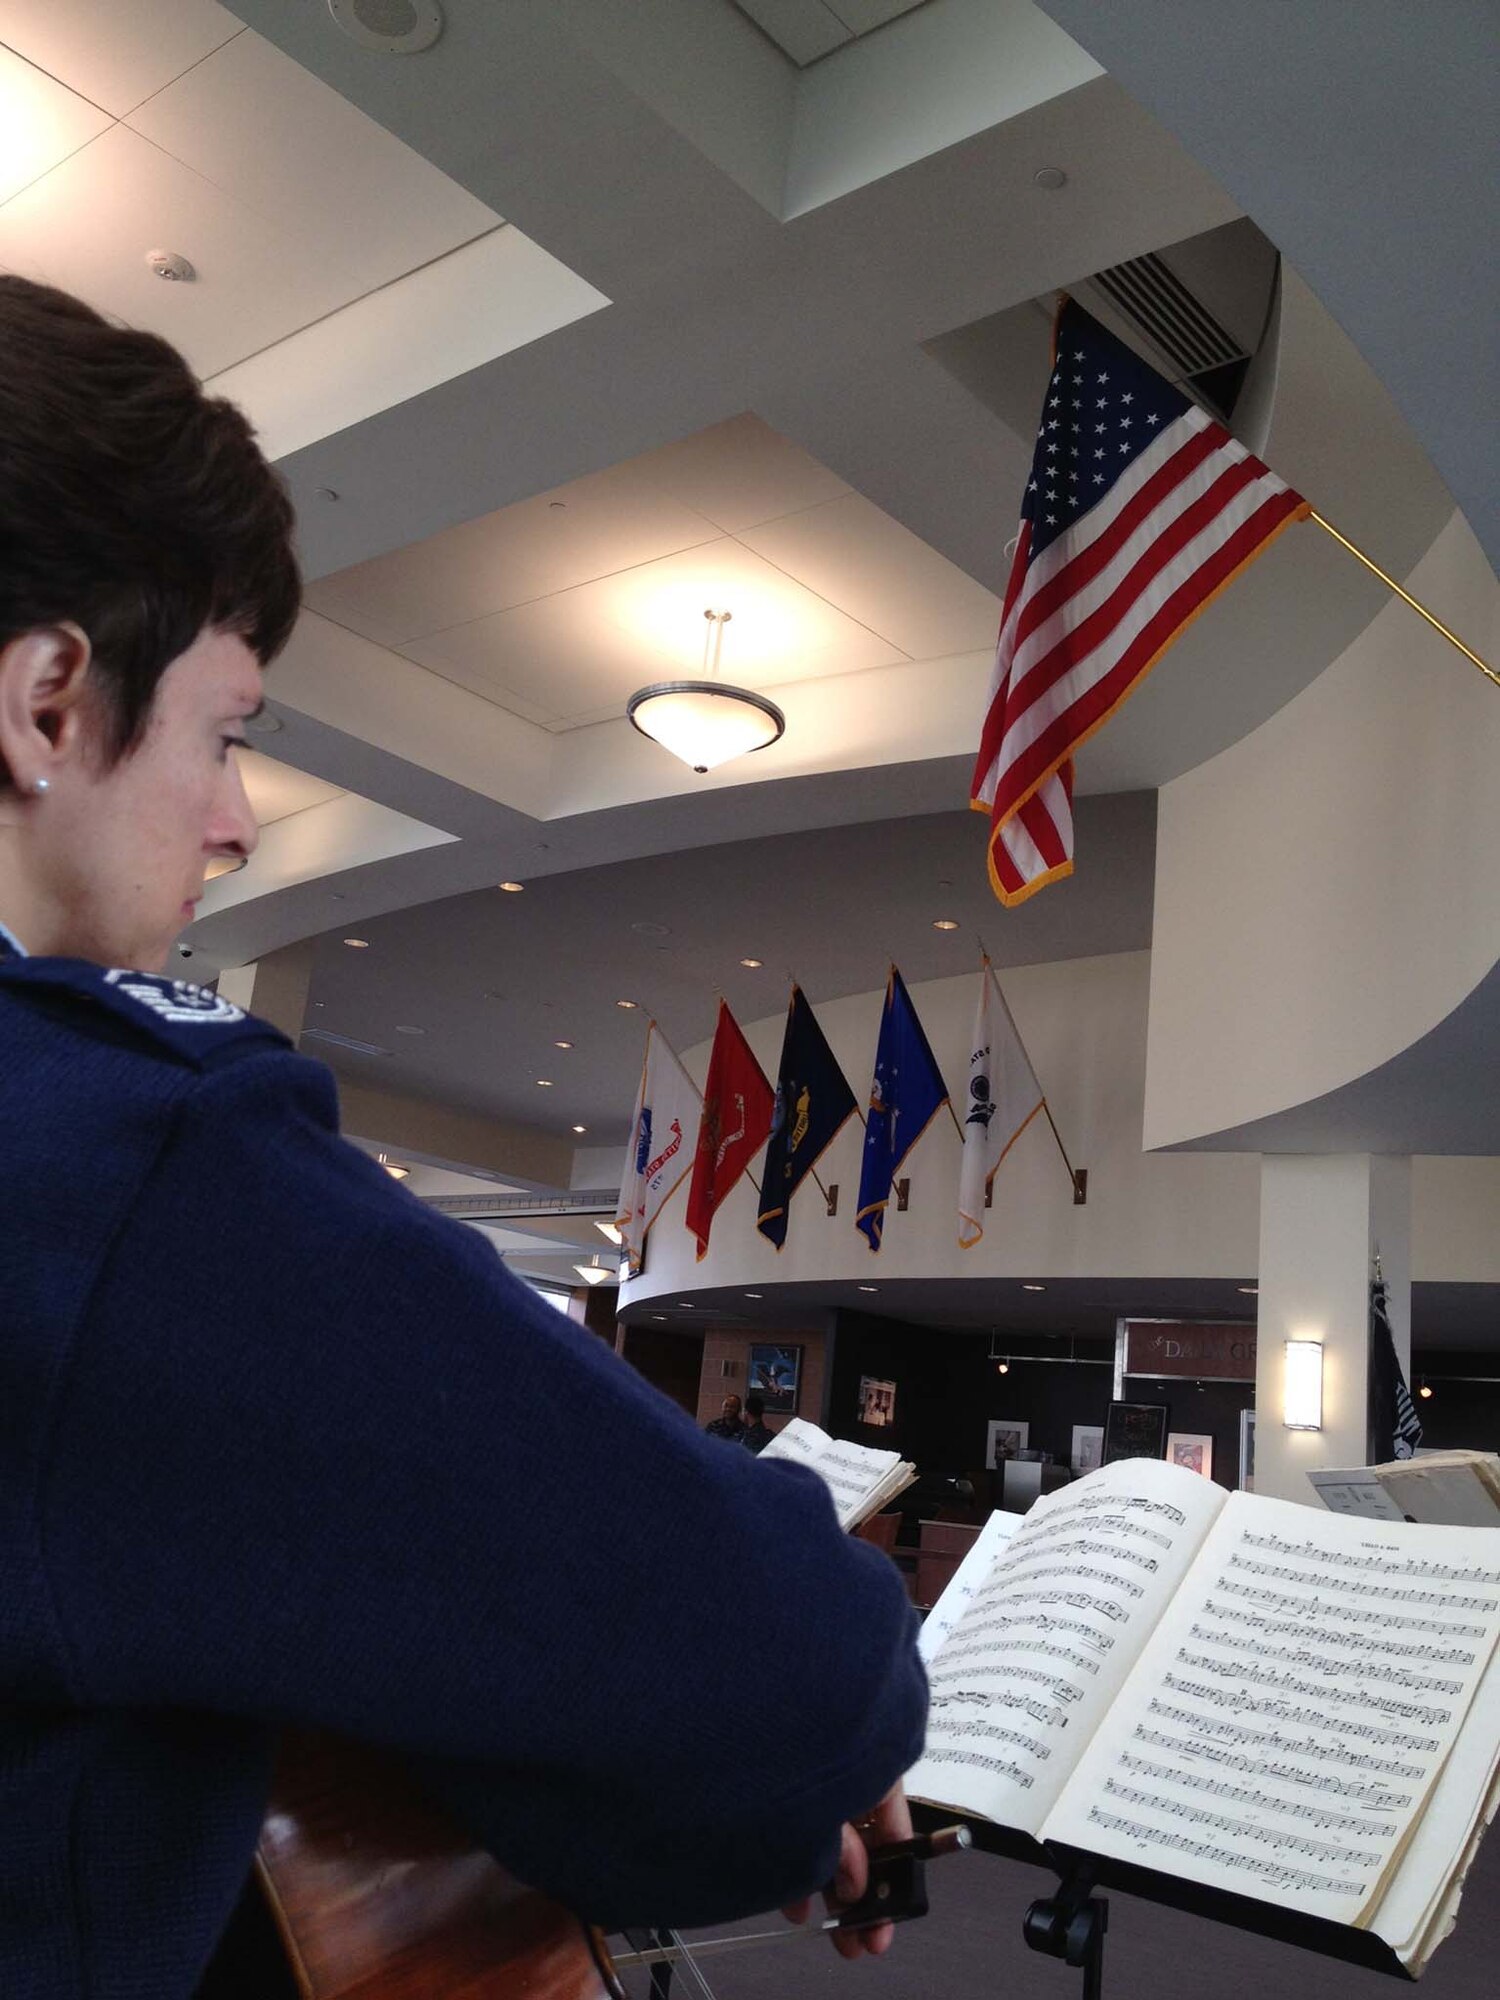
855 966 949 1251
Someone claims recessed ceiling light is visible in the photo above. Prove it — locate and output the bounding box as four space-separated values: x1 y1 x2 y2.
677 1301 694 1309
858 1285 878 1293
1022 1283 1046 1292
596 1221 623 1244
744 1291 763 1299
499 881 524 893
572 1123 588 1134
554 1039 573 1049
1033 166 1068 191
616 999 638 1009
631 921 670 938
245 708 283 735
343 937 370 948
326 0 444 57
740 957 763 968
1237 1286 1259 1296
933 919 960 931
653 1314 667 1321
535 1078 553 1087
395 1024 425 1036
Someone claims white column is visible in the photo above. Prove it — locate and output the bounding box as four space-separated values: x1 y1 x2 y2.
1254 1155 1411 1504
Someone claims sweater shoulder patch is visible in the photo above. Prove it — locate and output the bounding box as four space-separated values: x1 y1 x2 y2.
0 957 289 1069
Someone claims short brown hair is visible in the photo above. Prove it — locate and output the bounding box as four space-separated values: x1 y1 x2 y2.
0 277 300 784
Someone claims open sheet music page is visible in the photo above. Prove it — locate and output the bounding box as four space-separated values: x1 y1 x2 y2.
1044 1493 1500 1927
908 1461 1226 1835
758 1418 909 1529
759 1417 825 1468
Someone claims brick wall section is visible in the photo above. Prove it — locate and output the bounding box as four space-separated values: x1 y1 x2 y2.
695 1324 828 1433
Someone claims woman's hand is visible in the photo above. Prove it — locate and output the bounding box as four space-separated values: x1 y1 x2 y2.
781 1781 913 1959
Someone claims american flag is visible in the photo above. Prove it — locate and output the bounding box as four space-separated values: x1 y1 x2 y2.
972 298 1308 905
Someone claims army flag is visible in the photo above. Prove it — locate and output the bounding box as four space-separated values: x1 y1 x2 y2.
757 986 858 1251
856 966 951 1252
615 1021 700 1268
958 959 1044 1248
685 1001 774 1260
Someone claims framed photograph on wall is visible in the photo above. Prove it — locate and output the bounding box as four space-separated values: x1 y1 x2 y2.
747 1344 802 1414
858 1376 897 1428
1101 1400 1168 1465
1071 1424 1105 1476
1239 1407 1257 1491
1167 1431 1215 1480
986 1419 1030 1470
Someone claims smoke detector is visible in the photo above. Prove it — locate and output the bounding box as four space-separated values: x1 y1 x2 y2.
326 0 443 55
146 250 194 282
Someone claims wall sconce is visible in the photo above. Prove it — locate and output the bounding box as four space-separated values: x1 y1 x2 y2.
1283 1339 1324 1430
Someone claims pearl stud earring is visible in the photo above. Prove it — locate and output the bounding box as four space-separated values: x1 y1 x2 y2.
32 777 50 795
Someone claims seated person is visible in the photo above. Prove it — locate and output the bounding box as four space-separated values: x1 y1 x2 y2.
741 1393 775 1455
705 1392 745 1441
0 276 927 1998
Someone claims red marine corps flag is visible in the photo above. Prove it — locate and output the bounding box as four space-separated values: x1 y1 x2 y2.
685 1001 774 1260
972 298 1308 905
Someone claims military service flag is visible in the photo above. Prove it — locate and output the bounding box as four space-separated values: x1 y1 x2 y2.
685 1001 774 1260
856 967 950 1252
615 1021 700 1269
958 959 1044 1248
757 986 858 1251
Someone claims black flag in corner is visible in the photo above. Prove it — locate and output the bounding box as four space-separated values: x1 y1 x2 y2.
1368 1278 1423 1462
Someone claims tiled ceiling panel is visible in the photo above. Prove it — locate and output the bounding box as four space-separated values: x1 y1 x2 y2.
733 0 850 65
303 464 722 648
0 0 242 118
739 492 1000 659
128 30 496 271
0 43 112 204
402 537 908 726
239 749 344 827
734 0 931 65
632 413 852 533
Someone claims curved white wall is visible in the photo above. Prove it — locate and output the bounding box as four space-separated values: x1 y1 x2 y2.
623 951 1262 1305
1144 510 1500 1150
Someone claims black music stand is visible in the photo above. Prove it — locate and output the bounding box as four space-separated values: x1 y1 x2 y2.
911 1808 1416 1995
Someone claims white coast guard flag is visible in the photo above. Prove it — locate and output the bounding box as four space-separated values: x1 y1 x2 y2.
958 962 1044 1248
615 1022 700 1268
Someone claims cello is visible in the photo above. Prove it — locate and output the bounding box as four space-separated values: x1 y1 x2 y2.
249 1733 961 1998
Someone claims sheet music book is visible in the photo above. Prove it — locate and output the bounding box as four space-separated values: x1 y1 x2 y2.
907 1458 1500 1976
1312 1452 1500 1529
759 1417 916 1531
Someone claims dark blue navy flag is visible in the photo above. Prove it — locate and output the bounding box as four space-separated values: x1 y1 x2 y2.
856 967 950 1252
757 986 857 1251
1368 1278 1423 1462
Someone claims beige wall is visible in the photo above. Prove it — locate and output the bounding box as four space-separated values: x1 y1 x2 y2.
1145 510 1500 1150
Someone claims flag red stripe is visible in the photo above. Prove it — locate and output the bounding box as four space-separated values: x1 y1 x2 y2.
973 522 1032 787
997 491 1304 812
1013 423 1227 654
1004 455 1262 736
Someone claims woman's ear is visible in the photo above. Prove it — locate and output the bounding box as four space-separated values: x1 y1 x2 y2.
0 623 94 790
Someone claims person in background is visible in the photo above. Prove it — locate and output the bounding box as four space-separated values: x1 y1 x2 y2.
741 1393 775 1455
0 275 926 2000
705 1392 745 1442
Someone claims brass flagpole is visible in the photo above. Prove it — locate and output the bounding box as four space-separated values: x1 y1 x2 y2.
1308 511 1498 689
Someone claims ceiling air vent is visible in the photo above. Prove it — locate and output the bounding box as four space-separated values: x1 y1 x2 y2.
1091 252 1246 381
326 0 443 55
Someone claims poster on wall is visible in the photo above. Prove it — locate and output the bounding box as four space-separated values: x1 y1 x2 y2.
1167 1431 1215 1480
1071 1424 1104 1475
986 1419 1030 1469
747 1344 802 1414
858 1377 897 1428
1101 1400 1169 1465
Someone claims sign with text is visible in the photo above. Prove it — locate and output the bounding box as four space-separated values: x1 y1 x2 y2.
1124 1320 1257 1382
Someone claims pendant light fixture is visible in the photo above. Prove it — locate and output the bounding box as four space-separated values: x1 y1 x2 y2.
626 609 785 774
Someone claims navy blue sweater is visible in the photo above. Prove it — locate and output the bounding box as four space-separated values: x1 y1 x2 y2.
0 950 926 1998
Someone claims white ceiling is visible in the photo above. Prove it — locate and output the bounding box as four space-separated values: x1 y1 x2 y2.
0 3 498 378
304 414 999 730
733 0 931 67
238 747 344 828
